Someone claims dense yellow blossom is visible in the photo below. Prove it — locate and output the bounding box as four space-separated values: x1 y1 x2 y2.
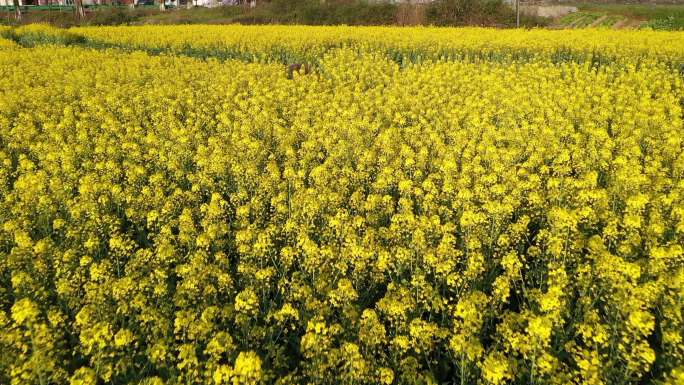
0 24 683 385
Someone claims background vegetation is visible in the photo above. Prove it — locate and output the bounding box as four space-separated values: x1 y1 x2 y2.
4 1 684 29
0 0 549 28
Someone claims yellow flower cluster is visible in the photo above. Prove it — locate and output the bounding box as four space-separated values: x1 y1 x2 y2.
0 25 683 385
69 25 684 66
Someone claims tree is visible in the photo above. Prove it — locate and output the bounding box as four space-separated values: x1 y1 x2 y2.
158 0 165 11
74 0 86 20
12 0 21 22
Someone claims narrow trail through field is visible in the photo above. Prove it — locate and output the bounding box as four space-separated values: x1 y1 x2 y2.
588 15 608 28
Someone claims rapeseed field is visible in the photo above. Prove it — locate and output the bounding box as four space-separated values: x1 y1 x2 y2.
0 24 683 385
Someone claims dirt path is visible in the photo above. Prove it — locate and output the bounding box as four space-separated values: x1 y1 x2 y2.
568 15 589 28
587 15 608 28
611 18 645 29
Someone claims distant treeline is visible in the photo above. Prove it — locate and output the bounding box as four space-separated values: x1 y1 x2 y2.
0 0 549 28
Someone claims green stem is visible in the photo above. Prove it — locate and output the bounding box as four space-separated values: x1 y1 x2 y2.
29 323 47 385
